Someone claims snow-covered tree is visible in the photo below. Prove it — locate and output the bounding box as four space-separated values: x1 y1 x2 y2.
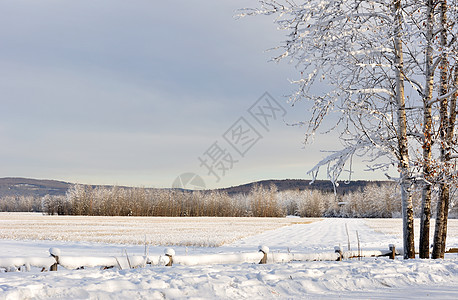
240 0 418 258
431 0 458 259
401 0 458 258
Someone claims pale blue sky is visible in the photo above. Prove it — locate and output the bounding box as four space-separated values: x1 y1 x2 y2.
0 0 389 188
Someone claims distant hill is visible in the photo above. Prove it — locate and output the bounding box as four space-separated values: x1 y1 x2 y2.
0 177 390 198
0 177 71 198
219 179 390 195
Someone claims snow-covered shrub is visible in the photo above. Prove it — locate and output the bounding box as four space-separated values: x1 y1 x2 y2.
280 191 300 216
248 184 285 217
325 182 401 218
0 195 41 212
296 190 328 217
41 195 68 215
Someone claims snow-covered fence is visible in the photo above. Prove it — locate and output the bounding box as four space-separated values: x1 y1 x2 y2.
49 247 60 271
164 248 174 266
0 245 403 272
389 244 396 260
0 256 56 272
170 251 265 266
263 247 399 263
58 255 172 270
0 246 269 271
0 248 170 272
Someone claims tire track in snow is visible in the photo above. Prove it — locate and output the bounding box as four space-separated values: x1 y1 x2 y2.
228 218 398 253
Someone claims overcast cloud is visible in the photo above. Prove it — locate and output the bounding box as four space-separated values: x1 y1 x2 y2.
0 0 390 188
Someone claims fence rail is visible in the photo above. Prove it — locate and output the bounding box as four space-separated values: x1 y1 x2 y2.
0 244 413 272
6 246 458 271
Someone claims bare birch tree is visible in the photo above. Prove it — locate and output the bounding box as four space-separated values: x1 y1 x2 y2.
432 0 458 258
419 0 436 259
396 0 457 258
404 0 457 259
402 0 439 259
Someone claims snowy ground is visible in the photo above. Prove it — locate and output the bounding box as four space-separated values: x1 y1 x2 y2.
0 214 457 299
0 213 313 247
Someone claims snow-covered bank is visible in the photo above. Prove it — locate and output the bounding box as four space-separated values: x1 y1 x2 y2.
1 216 457 299
0 259 457 299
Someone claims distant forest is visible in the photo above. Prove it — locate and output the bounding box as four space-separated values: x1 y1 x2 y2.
0 178 456 218
0 177 384 198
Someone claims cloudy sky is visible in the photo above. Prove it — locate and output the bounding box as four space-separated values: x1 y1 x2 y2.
0 0 390 189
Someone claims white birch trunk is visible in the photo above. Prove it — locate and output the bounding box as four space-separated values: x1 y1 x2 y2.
419 0 435 259
394 0 415 259
432 0 450 259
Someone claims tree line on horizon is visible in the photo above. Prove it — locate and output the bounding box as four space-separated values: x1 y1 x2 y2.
1 183 457 219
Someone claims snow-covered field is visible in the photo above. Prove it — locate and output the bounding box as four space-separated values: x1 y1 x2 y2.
0 213 457 299
0 213 314 247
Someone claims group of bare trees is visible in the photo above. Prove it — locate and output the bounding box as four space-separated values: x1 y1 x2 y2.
281 183 458 218
241 0 457 258
39 184 284 218
0 195 42 212
3 182 455 219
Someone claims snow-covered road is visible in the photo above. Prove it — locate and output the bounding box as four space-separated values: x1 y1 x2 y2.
230 218 394 253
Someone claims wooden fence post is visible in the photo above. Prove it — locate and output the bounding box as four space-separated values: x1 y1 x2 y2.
258 246 269 264
49 248 61 271
334 246 343 261
389 244 396 260
165 248 175 266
